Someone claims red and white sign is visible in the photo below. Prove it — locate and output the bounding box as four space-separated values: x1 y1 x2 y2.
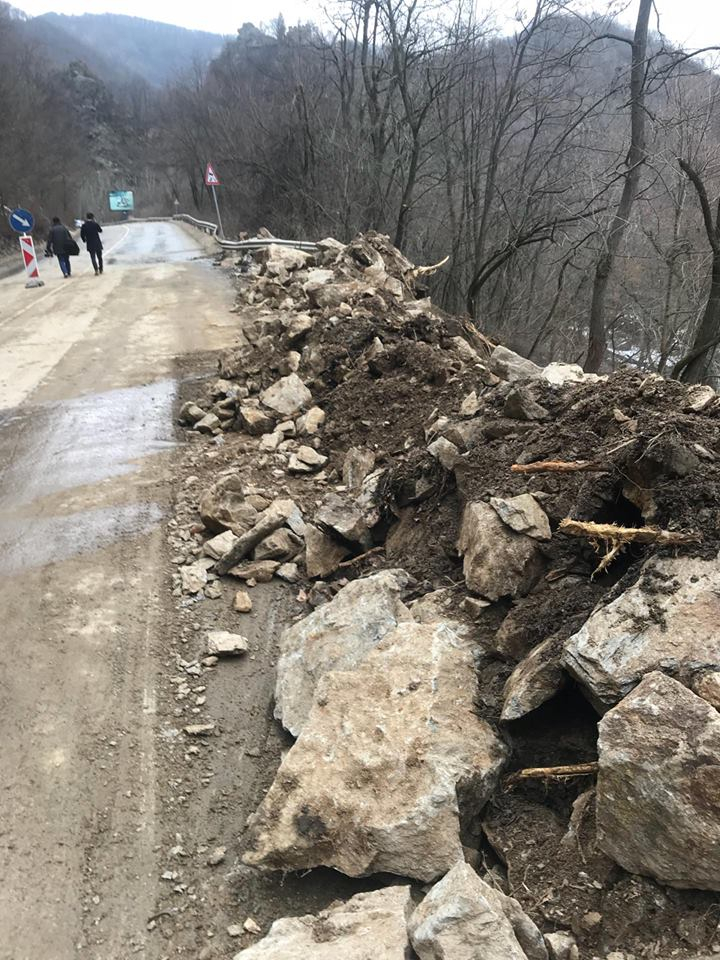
205 162 221 186
19 234 40 279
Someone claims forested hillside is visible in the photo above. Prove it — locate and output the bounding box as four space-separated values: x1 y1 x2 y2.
32 13 226 86
2 0 720 381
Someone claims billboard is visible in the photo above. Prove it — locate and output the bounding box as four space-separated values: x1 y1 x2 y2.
108 190 134 212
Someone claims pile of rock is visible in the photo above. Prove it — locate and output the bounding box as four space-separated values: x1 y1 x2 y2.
176 229 720 958
233 863 552 959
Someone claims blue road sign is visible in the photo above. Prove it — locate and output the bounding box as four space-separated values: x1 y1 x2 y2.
9 208 34 233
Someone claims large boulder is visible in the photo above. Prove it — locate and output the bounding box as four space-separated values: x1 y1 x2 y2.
489 346 543 382
260 244 311 280
275 569 413 736
408 862 547 960
231 886 412 960
596 671 720 891
199 476 259 534
562 555 720 711
244 622 508 880
458 501 545 600
260 373 312 418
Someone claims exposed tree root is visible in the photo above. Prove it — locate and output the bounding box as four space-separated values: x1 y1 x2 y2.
511 460 608 474
559 519 701 576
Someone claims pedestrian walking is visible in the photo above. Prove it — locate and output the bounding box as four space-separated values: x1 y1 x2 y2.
80 212 104 275
45 216 77 278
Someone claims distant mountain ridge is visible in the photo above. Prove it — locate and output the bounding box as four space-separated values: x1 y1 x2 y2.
22 12 227 86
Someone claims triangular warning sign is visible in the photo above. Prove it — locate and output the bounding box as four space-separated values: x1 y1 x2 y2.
205 163 220 186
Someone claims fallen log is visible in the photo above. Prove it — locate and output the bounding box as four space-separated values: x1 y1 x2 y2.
506 762 599 786
559 519 701 576
511 460 607 474
215 500 296 575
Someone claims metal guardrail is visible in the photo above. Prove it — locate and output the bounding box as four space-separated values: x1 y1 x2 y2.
171 214 319 252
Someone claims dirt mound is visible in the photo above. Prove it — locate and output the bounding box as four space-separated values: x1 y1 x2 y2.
179 231 720 959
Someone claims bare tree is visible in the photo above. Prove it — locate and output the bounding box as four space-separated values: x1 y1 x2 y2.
584 0 652 372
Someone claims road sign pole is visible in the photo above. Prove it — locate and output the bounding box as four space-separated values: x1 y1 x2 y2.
210 184 225 239
19 234 44 288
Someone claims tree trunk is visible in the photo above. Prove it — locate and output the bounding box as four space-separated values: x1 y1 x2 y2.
584 0 652 372
680 255 720 383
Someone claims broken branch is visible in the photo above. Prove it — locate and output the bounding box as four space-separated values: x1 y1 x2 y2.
412 255 449 278
507 762 599 786
511 460 607 474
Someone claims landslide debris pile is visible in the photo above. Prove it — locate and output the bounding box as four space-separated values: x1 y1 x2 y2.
175 232 720 959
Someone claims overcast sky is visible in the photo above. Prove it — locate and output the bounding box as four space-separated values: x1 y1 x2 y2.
13 0 720 50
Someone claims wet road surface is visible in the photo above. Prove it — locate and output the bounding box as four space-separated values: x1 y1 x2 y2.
0 222 238 958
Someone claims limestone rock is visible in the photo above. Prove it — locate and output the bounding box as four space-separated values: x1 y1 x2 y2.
260 431 282 451
274 569 413 735
261 245 310 276
260 374 312 418
254 528 303 561
562 555 720 711
459 391 480 417
490 494 551 541
542 362 600 386
306 278 368 310
342 446 377 494
238 406 276 436
179 401 205 424
181 558 213 594
693 671 720 710
685 383 716 412
207 630 249 656
244 622 508 880
458 501 545 600
427 436 461 470
303 267 335 285
200 476 259 534
490 346 543 382
501 635 565 721
203 529 239 560
288 445 328 473
234 590 253 613
276 562 299 583
195 412 222 435
231 886 412 960
503 387 548 421
408 862 547 960
544 931 579 960
228 559 280 582
285 313 314 342
597 671 720 890
304 524 350 577
296 406 326 436
314 492 369 545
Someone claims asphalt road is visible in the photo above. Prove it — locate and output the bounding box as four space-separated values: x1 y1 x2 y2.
0 222 238 959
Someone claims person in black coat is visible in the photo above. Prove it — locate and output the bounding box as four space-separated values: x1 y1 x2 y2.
80 213 103 275
45 217 74 278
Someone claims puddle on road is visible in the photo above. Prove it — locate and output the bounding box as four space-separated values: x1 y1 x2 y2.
0 503 165 575
0 379 179 572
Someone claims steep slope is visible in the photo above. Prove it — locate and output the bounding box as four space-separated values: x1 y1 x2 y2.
28 12 226 86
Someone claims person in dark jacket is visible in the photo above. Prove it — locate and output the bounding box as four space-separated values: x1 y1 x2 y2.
45 217 74 278
80 212 103 275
